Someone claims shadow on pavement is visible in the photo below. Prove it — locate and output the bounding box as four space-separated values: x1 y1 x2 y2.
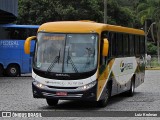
38 92 143 111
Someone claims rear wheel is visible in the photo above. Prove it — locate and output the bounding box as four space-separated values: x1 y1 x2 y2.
0 65 4 77
6 64 20 77
126 77 135 96
46 99 59 106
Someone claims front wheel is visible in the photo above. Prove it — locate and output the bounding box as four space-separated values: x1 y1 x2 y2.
46 99 59 106
6 64 20 77
97 84 111 107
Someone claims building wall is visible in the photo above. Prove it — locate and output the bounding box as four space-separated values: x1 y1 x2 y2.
0 0 18 24
0 0 18 16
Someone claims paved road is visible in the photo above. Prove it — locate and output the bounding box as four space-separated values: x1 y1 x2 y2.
0 70 160 119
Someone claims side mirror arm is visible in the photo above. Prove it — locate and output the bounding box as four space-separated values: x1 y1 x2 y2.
24 36 36 54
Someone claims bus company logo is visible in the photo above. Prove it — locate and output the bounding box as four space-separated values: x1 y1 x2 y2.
0 41 19 48
120 61 125 72
56 74 70 77
120 60 133 72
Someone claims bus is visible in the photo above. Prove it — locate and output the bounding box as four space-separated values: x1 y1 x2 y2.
0 24 39 77
24 21 145 107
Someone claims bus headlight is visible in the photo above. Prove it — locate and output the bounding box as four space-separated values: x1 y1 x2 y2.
33 80 45 89
76 81 96 90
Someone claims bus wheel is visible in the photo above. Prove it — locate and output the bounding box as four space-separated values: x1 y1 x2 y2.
46 99 59 106
6 64 20 77
126 77 135 96
97 84 111 107
0 65 4 77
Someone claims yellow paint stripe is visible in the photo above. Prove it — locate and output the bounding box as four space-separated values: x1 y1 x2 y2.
96 59 115 101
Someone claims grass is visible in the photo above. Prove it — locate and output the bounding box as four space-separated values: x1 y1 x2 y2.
145 67 160 70
145 57 160 70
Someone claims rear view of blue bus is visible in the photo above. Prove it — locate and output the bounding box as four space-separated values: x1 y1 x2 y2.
0 24 39 77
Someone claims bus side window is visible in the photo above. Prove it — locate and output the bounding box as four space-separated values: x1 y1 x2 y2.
110 32 116 57
123 34 129 56
107 32 112 57
135 35 140 57
0 28 9 39
117 33 123 57
129 35 134 56
140 36 145 54
104 32 117 57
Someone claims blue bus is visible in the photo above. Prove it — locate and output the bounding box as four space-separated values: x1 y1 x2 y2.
0 24 39 77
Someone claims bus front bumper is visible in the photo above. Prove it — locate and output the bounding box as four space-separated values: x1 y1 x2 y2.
32 81 97 101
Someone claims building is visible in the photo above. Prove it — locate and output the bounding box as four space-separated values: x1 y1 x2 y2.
0 0 18 24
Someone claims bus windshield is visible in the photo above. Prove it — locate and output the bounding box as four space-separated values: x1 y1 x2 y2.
34 33 98 73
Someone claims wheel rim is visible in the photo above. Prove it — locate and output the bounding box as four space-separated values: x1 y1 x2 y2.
10 68 16 74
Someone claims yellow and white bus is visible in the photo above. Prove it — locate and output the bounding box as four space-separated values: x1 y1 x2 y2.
24 21 145 107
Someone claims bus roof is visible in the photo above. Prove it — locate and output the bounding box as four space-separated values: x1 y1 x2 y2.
0 24 40 29
38 21 145 35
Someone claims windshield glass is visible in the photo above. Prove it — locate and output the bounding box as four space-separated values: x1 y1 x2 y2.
34 33 98 73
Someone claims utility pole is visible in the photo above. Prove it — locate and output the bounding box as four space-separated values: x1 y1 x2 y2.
157 25 160 64
157 34 160 64
104 0 107 24
145 20 147 56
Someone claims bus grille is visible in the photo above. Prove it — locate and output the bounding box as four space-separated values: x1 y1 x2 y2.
47 86 78 89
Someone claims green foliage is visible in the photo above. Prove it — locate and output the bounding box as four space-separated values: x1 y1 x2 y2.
137 0 160 25
17 0 135 27
147 42 157 55
17 0 160 56
136 0 160 57
17 0 103 24
105 1 133 27
17 0 160 28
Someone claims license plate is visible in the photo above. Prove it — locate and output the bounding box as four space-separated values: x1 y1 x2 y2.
56 92 67 96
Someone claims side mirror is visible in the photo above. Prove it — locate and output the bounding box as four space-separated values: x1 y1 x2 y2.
24 36 36 54
102 38 109 56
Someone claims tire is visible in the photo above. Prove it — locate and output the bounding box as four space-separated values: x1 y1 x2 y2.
0 65 4 77
97 84 111 107
6 64 20 77
46 99 59 106
126 77 135 97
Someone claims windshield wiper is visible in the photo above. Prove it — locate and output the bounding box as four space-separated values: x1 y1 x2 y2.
67 47 78 73
46 49 61 73
67 56 78 73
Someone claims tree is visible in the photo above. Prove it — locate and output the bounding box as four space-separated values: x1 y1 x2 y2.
137 0 160 62
116 0 145 28
17 0 135 27
60 0 103 22
101 0 135 27
147 42 157 55
17 0 64 24
17 0 103 25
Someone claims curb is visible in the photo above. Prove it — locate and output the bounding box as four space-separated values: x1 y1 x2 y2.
145 67 160 70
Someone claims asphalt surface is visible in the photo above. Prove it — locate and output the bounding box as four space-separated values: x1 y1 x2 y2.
0 70 160 119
